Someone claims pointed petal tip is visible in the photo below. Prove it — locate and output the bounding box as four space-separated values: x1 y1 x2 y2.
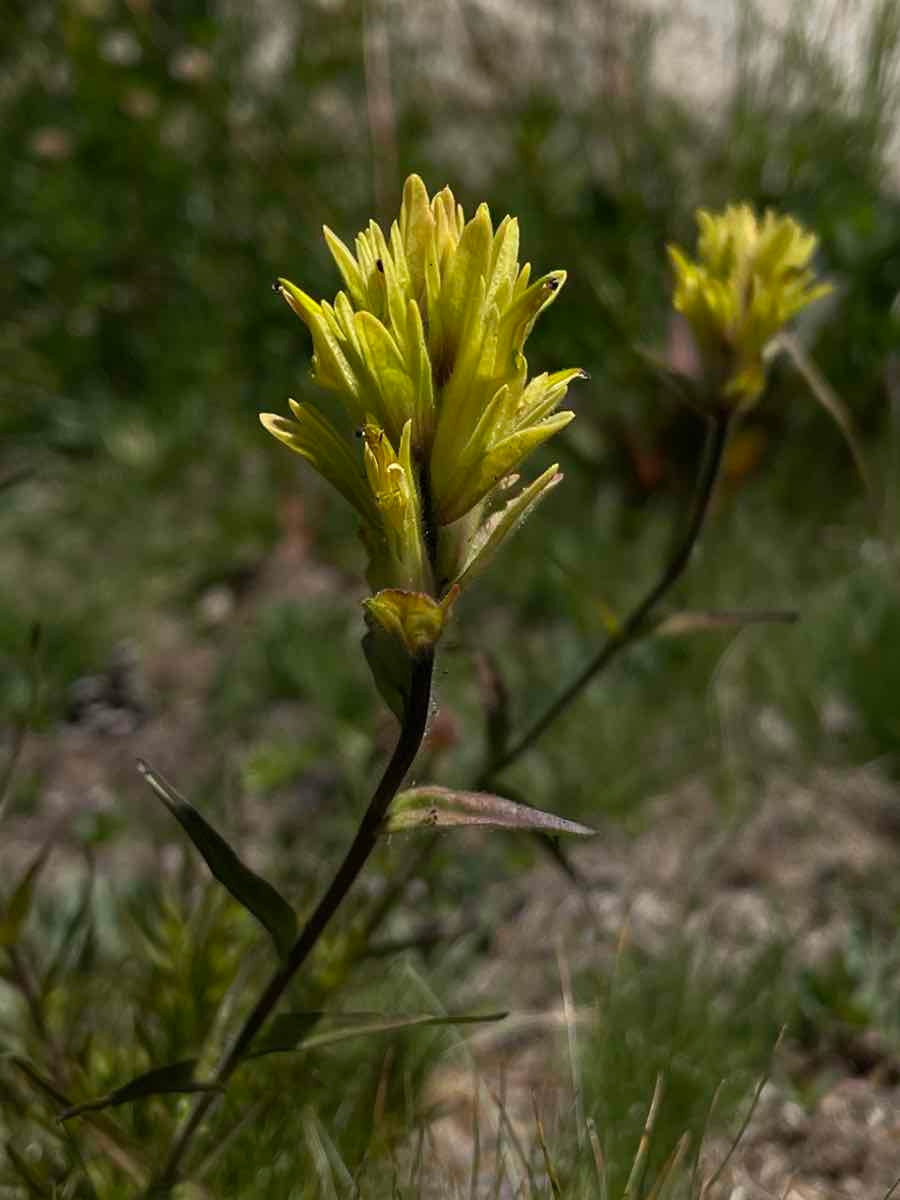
260 412 294 440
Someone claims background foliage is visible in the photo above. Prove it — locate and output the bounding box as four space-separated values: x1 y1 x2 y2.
2 0 900 1195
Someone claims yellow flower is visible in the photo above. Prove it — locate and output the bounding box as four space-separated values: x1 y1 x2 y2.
358 419 426 592
668 205 831 408
261 175 583 656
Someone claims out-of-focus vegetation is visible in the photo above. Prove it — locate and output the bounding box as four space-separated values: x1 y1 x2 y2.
2 0 900 1195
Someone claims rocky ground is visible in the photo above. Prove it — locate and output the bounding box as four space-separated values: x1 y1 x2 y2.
425 766 900 1196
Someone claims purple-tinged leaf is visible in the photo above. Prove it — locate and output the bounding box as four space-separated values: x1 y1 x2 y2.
385 787 596 836
654 609 798 637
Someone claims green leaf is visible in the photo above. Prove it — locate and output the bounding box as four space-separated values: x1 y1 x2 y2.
43 850 94 991
653 609 798 637
362 622 413 721
59 1060 217 1122
0 840 53 948
385 787 596 836
137 760 297 959
249 1010 507 1060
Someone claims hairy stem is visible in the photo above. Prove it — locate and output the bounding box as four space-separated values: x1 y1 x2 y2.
480 413 731 784
150 651 435 1195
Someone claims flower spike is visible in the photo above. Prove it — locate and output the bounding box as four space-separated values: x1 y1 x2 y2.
667 205 831 408
263 175 584 670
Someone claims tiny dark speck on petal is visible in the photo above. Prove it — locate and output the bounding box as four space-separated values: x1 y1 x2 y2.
272 280 282 293
546 277 560 291
376 258 385 273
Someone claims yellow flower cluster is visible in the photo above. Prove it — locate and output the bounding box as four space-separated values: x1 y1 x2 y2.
262 175 583 654
668 205 831 407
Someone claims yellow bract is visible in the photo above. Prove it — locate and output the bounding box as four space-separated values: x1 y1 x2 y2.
668 205 831 407
363 588 459 658
359 420 427 592
261 174 583 654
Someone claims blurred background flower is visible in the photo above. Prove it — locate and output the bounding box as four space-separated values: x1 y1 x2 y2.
668 205 831 407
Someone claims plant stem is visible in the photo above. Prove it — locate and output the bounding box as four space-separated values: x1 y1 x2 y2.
480 414 731 785
150 650 435 1195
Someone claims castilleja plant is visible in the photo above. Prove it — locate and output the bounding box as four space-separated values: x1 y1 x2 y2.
36 194 838 1195
667 205 831 410
261 175 584 691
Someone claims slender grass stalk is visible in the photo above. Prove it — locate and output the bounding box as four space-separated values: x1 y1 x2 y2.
7 944 50 1047
698 1027 784 1199
624 1074 664 1200
149 651 435 1195
775 331 880 524
480 413 731 784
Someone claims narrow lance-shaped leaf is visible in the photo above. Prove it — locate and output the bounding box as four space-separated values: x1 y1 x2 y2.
362 623 413 721
137 760 297 959
384 787 596 836
59 1060 218 1122
248 1010 507 1060
0 840 53 948
653 609 799 637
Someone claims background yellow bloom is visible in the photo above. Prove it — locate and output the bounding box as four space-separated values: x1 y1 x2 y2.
668 204 831 407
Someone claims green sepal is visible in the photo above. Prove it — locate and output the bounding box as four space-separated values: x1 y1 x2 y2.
362 619 414 722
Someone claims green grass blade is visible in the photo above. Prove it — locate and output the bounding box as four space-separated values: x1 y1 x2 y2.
0 840 53 948
249 1011 507 1059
